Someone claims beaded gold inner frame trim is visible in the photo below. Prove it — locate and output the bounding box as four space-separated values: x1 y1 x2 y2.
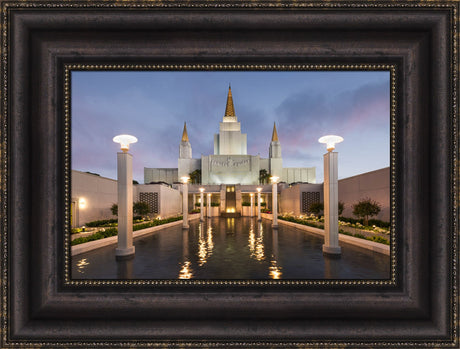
64 63 397 287
1 0 458 347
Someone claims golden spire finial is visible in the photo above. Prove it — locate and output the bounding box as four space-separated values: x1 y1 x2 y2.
272 122 279 142
224 85 236 117
181 122 189 142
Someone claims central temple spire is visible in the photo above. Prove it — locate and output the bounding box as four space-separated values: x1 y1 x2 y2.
181 122 189 142
271 122 279 142
224 85 236 117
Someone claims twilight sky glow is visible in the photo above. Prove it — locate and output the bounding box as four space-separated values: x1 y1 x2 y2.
71 71 390 183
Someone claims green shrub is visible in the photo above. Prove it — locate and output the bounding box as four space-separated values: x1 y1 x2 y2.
241 201 251 206
368 219 390 228
71 228 118 245
85 218 118 227
86 216 142 227
71 228 82 234
338 216 390 229
211 202 220 207
133 216 182 231
190 209 200 213
309 202 323 217
110 203 118 216
354 233 366 239
367 236 390 245
133 202 150 216
278 215 323 229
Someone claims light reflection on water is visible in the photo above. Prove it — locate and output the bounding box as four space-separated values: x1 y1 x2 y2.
179 261 193 279
76 258 89 274
269 260 282 279
71 217 390 280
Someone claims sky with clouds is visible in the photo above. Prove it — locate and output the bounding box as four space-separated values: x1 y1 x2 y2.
71 70 390 183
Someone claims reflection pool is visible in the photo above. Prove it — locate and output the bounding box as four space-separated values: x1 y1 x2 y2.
72 217 390 279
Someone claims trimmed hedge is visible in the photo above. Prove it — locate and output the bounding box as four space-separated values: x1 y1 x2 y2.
132 216 183 231
71 228 83 234
278 215 324 229
71 227 118 245
85 216 143 227
338 216 390 229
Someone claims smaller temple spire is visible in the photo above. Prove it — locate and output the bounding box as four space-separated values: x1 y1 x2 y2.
181 122 189 142
224 85 236 117
271 122 279 142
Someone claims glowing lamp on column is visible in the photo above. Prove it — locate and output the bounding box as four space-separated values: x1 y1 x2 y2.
78 198 86 209
270 176 279 184
180 176 190 184
113 134 138 152
318 135 343 152
318 134 343 256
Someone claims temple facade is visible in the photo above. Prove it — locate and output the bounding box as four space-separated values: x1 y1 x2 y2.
144 86 316 185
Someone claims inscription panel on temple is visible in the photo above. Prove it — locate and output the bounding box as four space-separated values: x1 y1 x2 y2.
209 155 251 172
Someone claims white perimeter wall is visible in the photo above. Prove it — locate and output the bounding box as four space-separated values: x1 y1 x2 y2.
279 168 389 222
280 183 323 216
338 167 390 221
135 184 182 218
73 171 183 227
160 185 182 217
71 170 117 227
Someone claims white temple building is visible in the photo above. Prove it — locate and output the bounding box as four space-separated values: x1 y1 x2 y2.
144 86 316 185
71 86 390 225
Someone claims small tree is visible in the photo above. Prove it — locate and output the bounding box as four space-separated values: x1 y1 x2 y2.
309 202 324 217
133 202 150 218
338 201 345 216
310 202 344 217
352 198 381 226
110 203 118 216
189 169 202 184
259 169 271 184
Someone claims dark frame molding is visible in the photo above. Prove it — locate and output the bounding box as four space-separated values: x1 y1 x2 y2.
1 1 458 347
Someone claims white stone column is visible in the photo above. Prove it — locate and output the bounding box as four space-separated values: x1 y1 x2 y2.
207 193 212 218
200 190 204 222
323 151 341 255
250 193 254 217
272 182 278 228
116 152 135 258
257 190 261 221
182 182 189 229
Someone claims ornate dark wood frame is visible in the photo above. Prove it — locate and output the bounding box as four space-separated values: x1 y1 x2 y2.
1 0 458 347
